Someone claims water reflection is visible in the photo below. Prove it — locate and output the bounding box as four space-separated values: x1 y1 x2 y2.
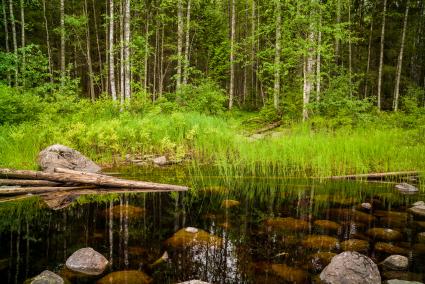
0 166 424 283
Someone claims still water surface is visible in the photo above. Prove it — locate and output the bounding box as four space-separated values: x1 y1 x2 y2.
0 166 424 283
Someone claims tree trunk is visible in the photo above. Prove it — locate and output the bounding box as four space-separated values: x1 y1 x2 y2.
8 0 18 85
105 0 109 94
183 0 191 85
123 0 131 100
273 0 281 110
229 0 236 109
19 0 25 86
92 0 104 93
2 0 11 85
144 10 149 91
159 23 164 97
42 0 53 80
393 0 409 111
335 0 341 63
348 0 352 96
119 0 124 105
364 19 373 98
0 179 62 186
109 0 117 100
377 0 387 110
176 0 183 92
316 13 322 101
251 0 256 105
84 0 95 101
0 168 189 191
303 29 315 121
60 0 65 77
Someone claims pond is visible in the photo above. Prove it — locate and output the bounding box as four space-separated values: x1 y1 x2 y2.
0 166 424 283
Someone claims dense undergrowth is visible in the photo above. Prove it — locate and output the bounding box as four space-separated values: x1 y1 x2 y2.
0 84 424 178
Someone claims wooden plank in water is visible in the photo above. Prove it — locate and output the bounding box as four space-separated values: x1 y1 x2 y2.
330 171 419 180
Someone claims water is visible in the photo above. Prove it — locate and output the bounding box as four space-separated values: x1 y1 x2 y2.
0 166 424 283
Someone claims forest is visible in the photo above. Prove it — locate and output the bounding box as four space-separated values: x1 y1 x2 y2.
0 0 425 176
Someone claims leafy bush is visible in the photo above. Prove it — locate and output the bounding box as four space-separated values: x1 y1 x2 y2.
0 85 44 125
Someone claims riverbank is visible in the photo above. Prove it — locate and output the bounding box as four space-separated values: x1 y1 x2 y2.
0 108 424 179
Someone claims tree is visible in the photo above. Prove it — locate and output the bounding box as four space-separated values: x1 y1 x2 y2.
176 0 183 91
183 0 191 85
229 0 236 109
9 0 17 84
393 0 409 111
2 0 10 85
377 0 387 110
273 0 281 110
60 0 65 77
109 0 117 100
42 0 52 79
84 0 95 101
123 0 130 100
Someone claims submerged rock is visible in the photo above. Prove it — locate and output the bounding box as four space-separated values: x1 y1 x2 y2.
361 202 372 210
409 204 425 217
302 235 339 250
395 183 419 194
221 199 240 208
381 255 409 271
367 228 403 241
314 220 341 231
104 205 145 219
320 251 380 284
28 270 64 284
97 270 152 284
38 144 101 173
412 201 425 207
264 217 309 231
417 232 425 243
65 247 108 276
307 252 336 273
271 264 309 284
165 227 222 248
340 239 369 252
327 208 375 223
375 242 409 255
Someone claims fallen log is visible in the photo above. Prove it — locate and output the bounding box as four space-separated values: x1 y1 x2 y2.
0 179 63 187
330 171 419 180
252 121 281 135
0 168 188 191
0 185 96 196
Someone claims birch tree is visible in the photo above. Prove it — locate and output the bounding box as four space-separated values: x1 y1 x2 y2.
9 0 18 84
377 0 387 110
42 0 52 78
176 0 183 92
393 0 409 111
183 0 191 85
229 0 236 109
2 0 11 85
109 0 117 100
273 0 281 110
123 0 130 100
60 0 65 77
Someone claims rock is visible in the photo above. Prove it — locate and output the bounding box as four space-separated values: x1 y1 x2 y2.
271 264 309 283
319 251 381 284
103 205 145 219
412 201 424 207
97 270 152 284
374 210 408 220
302 235 339 250
361 203 372 210
221 199 240 208
314 220 341 231
264 217 309 231
412 243 425 254
152 156 167 166
375 242 409 255
417 232 425 243
38 144 101 173
327 209 376 223
165 227 222 248
367 228 403 241
185 227 199 233
395 183 419 194
386 280 424 284
340 239 369 252
65 247 108 276
176 281 211 284
308 252 336 273
29 270 64 284
409 204 425 217
381 255 409 271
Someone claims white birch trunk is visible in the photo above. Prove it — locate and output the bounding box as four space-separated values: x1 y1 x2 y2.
176 0 183 92
229 0 236 109
109 0 117 100
123 0 130 100
60 0 65 77
303 30 315 121
9 0 18 85
364 19 373 98
273 0 281 110
316 16 321 101
393 0 409 111
2 0 11 85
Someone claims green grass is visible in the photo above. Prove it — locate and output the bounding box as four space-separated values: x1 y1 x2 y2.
0 109 424 178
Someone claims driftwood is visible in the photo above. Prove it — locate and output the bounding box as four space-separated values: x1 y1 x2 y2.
252 121 281 135
330 171 419 180
0 185 96 196
0 179 63 187
0 168 188 191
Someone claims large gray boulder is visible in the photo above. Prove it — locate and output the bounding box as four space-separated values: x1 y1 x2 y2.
320 251 381 284
38 144 101 173
65 247 108 276
30 270 64 284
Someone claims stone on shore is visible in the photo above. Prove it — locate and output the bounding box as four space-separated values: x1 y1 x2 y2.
38 144 101 173
381 255 409 271
28 270 64 284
